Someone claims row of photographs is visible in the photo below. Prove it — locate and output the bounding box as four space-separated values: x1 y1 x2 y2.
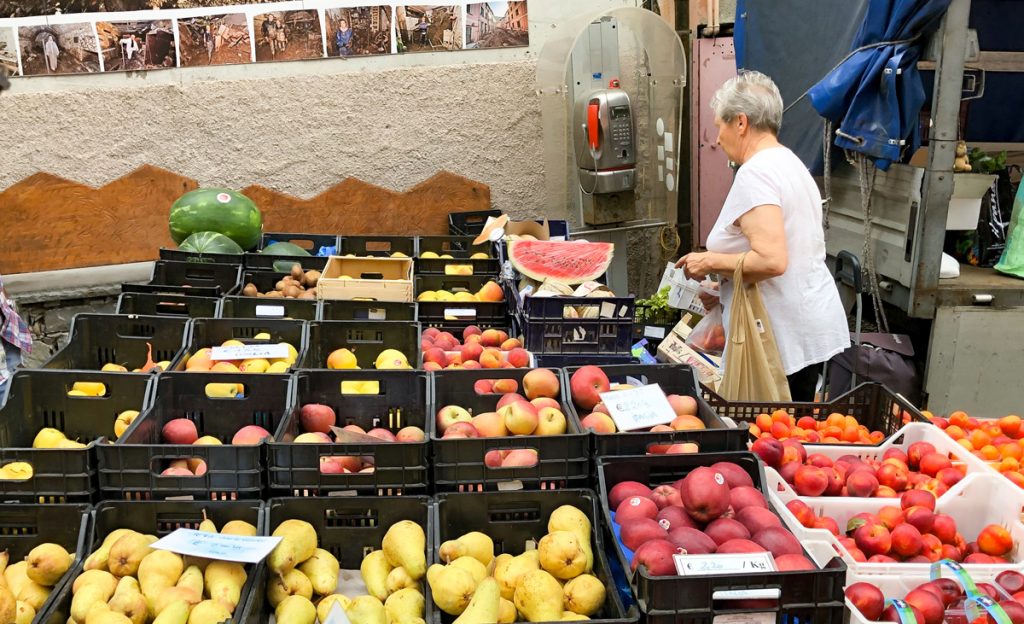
0 2 528 76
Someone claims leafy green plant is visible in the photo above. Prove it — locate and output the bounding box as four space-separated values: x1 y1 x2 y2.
636 285 678 325
968 148 1007 174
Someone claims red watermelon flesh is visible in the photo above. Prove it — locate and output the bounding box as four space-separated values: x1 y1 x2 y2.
508 240 613 284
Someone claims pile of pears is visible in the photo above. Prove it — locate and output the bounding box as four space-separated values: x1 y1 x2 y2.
265 517 427 624
65 512 256 623
428 505 606 623
0 542 76 623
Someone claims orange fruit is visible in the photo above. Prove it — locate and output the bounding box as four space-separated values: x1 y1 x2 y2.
957 439 974 452
1004 471 1024 489
756 413 773 432
825 413 846 429
949 411 970 427
980 445 1001 461
969 429 992 450
771 409 792 425
770 422 790 439
1000 415 1022 438
869 431 885 444
944 425 966 440
842 426 860 443
1001 442 1023 461
748 424 762 437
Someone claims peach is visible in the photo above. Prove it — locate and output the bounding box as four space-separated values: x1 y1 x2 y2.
593 402 610 415
609 481 653 508
396 426 426 442
705 518 751 546
421 338 435 352
570 366 611 410
162 418 199 444
890 523 923 557
462 360 482 370
921 533 943 562
465 334 482 345
778 462 800 484
678 466 730 522
424 347 449 367
846 471 879 497
729 486 768 513
506 348 530 368
480 329 505 347
434 334 459 351
161 467 193 476
853 523 892 557
657 506 699 531
535 407 566 436
904 505 935 533
580 412 616 433
666 394 698 416
462 325 482 340
477 281 504 303
342 424 366 434
823 467 844 496
978 524 1013 556
751 526 803 558
750 438 784 468
939 544 962 562
484 449 503 468
480 348 504 369
436 405 472 433
188 459 207 476
460 343 484 363
616 495 660 522
231 425 271 445
319 460 346 474
667 526 715 554
442 422 480 439
423 361 443 372
500 338 522 351
423 327 441 339
901 489 936 511
669 415 705 431
500 401 539 435
919 452 952 477
522 368 560 400
299 403 337 434
472 411 508 438
785 499 816 528
496 392 526 409
501 448 538 467
876 463 909 491
782 439 808 463
793 465 828 497
492 378 519 394
904 588 944 624
631 539 681 576
930 513 958 544
366 428 397 442
814 516 840 536
327 455 362 473
805 453 833 468
844 583 885 622
907 441 937 470
877 506 905 531
936 466 964 487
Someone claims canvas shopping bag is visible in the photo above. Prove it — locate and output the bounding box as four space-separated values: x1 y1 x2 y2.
719 253 792 402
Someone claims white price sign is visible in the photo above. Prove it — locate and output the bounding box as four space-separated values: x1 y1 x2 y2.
673 552 776 577
151 528 281 564
599 384 677 432
211 344 289 361
444 308 477 318
255 305 285 318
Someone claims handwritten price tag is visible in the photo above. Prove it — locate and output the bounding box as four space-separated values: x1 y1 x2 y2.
600 384 677 432
211 344 289 361
673 552 776 577
150 528 281 564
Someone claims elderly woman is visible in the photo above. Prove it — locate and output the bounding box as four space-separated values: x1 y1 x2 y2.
677 71 849 401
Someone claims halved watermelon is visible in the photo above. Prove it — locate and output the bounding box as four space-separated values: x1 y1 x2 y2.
508 240 613 284
178 231 243 254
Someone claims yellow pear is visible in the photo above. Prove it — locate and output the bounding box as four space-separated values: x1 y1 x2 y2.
176 565 203 598
453 577 500 624
4 561 29 597
15 580 49 611
32 428 66 449
538 532 588 580
85 600 133 624
152 598 191 624
346 595 387 624
197 511 217 534
359 549 392 602
385 587 424 623
0 462 32 480
498 597 517 623
316 594 352 623
425 564 476 616
107 576 148 624
72 569 117 595
449 556 488 585
266 361 291 374
151 587 200 618
563 574 605 617
186 599 231 623
113 411 139 439
514 570 564 623
549 506 593 573
276 594 316 624
107 532 154 577
382 521 426 580
297 548 339 596
490 552 512 577
14 599 32 624
138 549 184 607
26 542 71 586
0 585 12 623
438 532 493 567
102 363 128 372
495 550 539 601
561 612 590 621
204 561 246 612
84 529 135 571
0 549 8 574
265 567 311 608
220 520 257 536
385 566 418 594
268 519 317 575
71 582 116 622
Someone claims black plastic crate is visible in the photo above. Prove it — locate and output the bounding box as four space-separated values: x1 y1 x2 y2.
259 231 340 255
415 235 500 275
432 489 638 624
562 364 745 457
302 320 420 370
219 269 319 320
512 287 635 355
341 235 417 258
268 370 429 495
633 303 682 350
117 291 222 318
242 253 331 272
243 496 433 623
174 317 307 373
121 260 242 297
0 369 153 502
319 300 417 322
643 603 846 624
700 382 927 446
535 354 637 368
430 368 590 491
99 372 291 500
40 499 264 624
41 313 190 372
0 504 91 619
448 209 501 236
159 246 244 265
415 275 509 329
596 452 847 615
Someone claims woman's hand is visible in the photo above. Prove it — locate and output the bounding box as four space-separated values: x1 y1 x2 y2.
675 252 717 281
698 282 720 310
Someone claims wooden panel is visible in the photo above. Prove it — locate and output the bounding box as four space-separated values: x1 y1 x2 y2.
0 168 491 275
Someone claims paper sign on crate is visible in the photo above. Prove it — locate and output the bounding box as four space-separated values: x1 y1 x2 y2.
255 305 286 318
151 529 281 563
211 344 289 361
673 551 777 576
599 384 677 431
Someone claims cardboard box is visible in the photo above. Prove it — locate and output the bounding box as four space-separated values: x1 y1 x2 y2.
656 316 723 389
318 256 414 302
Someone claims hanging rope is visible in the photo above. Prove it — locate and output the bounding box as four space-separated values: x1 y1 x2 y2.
852 152 891 334
822 120 834 231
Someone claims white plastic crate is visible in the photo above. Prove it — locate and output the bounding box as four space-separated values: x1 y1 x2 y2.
767 468 1024 577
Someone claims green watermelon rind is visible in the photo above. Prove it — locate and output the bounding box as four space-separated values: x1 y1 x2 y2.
178 231 244 255
261 241 312 257
508 240 613 284
169 188 263 251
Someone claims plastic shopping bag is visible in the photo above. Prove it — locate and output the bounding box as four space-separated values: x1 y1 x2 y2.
719 254 792 402
995 181 1024 278
685 304 725 356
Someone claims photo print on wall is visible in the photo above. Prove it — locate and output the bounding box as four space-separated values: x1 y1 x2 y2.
0 0 283 18
18 23 101 75
0 27 18 76
465 1 528 49
396 5 462 53
96 20 176 71
324 5 392 57
253 10 324 62
177 13 251 67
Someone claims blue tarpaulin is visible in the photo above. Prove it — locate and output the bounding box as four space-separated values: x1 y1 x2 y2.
807 0 953 170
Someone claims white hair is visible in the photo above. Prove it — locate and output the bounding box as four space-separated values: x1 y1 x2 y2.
710 70 784 135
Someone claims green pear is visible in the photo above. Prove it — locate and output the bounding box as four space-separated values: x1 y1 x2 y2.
346 595 387 624
265 568 312 608
204 561 246 612
514 569 564 623
425 564 476 616
360 550 392 602
275 595 316 624
297 548 339 596
268 520 317 576
381 521 426 580
453 577 500 624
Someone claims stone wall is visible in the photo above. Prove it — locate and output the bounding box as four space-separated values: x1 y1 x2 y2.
17 296 118 367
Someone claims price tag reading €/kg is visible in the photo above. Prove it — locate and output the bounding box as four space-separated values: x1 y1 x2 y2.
599 384 677 432
211 344 289 361
151 529 281 564
673 552 777 577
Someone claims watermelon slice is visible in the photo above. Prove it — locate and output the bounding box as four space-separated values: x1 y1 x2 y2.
508 240 613 284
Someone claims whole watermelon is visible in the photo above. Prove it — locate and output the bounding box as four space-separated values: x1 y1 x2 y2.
178 231 243 254
169 188 262 251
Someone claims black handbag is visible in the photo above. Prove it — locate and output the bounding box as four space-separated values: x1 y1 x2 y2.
828 333 921 405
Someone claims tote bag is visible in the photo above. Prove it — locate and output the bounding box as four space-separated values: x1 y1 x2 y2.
719 253 792 401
